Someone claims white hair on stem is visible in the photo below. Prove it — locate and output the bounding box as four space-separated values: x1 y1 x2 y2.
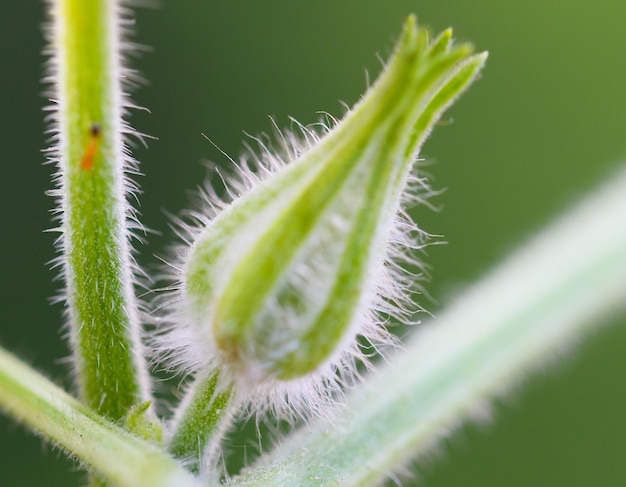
42 0 153 411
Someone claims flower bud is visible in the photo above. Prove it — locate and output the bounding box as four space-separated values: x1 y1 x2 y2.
162 17 486 396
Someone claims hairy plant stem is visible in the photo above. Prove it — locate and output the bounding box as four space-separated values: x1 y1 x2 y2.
49 0 149 418
168 373 235 476
0 347 201 487
226 167 626 486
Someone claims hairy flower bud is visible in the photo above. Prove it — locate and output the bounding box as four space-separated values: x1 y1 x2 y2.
157 17 487 407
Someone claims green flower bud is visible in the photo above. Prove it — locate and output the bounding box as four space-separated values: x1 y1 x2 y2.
157 17 486 404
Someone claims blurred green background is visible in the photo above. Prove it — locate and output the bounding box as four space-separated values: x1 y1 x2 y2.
1 1 625 485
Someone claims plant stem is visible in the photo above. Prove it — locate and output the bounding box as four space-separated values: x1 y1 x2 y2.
0 347 201 487
48 0 149 419
226 167 626 486
168 373 235 476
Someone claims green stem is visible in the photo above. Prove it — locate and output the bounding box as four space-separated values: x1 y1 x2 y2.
168 373 235 477
49 0 149 418
226 167 626 486
0 347 201 487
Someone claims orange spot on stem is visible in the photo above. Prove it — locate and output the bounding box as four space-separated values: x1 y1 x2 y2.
81 124 101 171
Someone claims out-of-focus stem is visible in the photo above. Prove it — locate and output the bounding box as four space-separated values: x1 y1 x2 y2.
227 167 626 486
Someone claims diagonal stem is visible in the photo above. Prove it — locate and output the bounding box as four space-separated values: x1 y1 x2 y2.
0 346 201 487
226 167 626 486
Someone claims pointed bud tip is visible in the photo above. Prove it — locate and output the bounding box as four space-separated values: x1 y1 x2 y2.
431 28 454 54
404 14 418 32
398 17 418 53
155 15 488 420
465 51 489 75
